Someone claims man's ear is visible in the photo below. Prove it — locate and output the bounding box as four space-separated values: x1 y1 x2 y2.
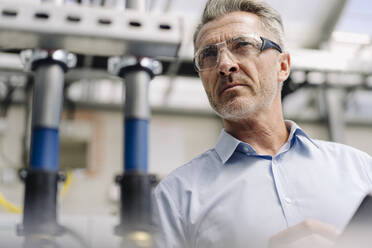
278 53 291 83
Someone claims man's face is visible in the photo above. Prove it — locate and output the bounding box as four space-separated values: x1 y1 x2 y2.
195 11 290 121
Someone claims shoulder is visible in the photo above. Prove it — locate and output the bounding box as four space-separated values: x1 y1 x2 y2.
153 148 221 218
313 139 371 159
312 139 372 181
155 148 220 195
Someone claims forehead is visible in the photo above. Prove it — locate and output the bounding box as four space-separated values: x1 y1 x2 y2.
196 11 266 49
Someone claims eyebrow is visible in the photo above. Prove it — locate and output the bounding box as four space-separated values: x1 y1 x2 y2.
199 34 259 48
198 32 246 47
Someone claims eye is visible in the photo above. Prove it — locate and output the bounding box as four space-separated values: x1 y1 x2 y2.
201 47 218 59
233 40 253 50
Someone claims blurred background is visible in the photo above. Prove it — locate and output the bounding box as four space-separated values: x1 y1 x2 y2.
0 0 372 246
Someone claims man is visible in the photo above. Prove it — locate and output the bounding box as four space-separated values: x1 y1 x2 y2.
152 0 372 247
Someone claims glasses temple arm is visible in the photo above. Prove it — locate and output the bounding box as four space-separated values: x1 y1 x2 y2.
260 37 283 53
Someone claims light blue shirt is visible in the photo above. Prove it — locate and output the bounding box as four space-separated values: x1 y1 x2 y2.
153 121 372 248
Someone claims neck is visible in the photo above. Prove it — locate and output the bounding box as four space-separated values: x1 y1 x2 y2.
223 102 288 156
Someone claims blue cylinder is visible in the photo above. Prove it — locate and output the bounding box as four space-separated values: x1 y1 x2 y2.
124 119 148 173
30 127 59 172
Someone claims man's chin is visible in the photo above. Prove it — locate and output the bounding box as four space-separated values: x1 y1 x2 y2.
213 102 255 121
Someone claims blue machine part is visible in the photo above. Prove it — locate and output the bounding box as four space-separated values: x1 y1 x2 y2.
30 127 59 171
124 119 148 173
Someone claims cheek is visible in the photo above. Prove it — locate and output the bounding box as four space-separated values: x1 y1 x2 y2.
258 61 278 85
201 73 218 94
240 61 259 84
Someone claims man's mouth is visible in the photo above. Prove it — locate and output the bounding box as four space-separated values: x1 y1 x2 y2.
219 83 245 95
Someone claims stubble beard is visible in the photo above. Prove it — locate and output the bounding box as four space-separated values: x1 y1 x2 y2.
208 92 256 121
206 85 280 121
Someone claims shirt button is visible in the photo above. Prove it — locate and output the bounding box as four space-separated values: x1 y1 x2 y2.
243 147 250 153
284 197 292 205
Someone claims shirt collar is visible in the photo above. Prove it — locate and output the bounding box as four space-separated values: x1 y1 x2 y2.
285 120 319 149
214 129 241 164
214 120 319 164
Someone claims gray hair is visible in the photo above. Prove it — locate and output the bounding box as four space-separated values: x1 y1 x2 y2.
193 0 285 51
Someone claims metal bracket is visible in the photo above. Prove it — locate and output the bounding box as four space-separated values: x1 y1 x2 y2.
20 49 76 72
18 168 66 183
108 56 162 78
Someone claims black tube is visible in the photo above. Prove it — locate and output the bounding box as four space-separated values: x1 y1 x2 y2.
21 170 61 236
115 173 157 234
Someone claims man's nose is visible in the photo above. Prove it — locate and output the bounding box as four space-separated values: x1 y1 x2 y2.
217 49 239 76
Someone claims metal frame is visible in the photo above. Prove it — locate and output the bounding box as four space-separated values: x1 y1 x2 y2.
0 0 182 58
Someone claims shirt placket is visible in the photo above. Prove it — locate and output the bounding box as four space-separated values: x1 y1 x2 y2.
271 153 303 227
